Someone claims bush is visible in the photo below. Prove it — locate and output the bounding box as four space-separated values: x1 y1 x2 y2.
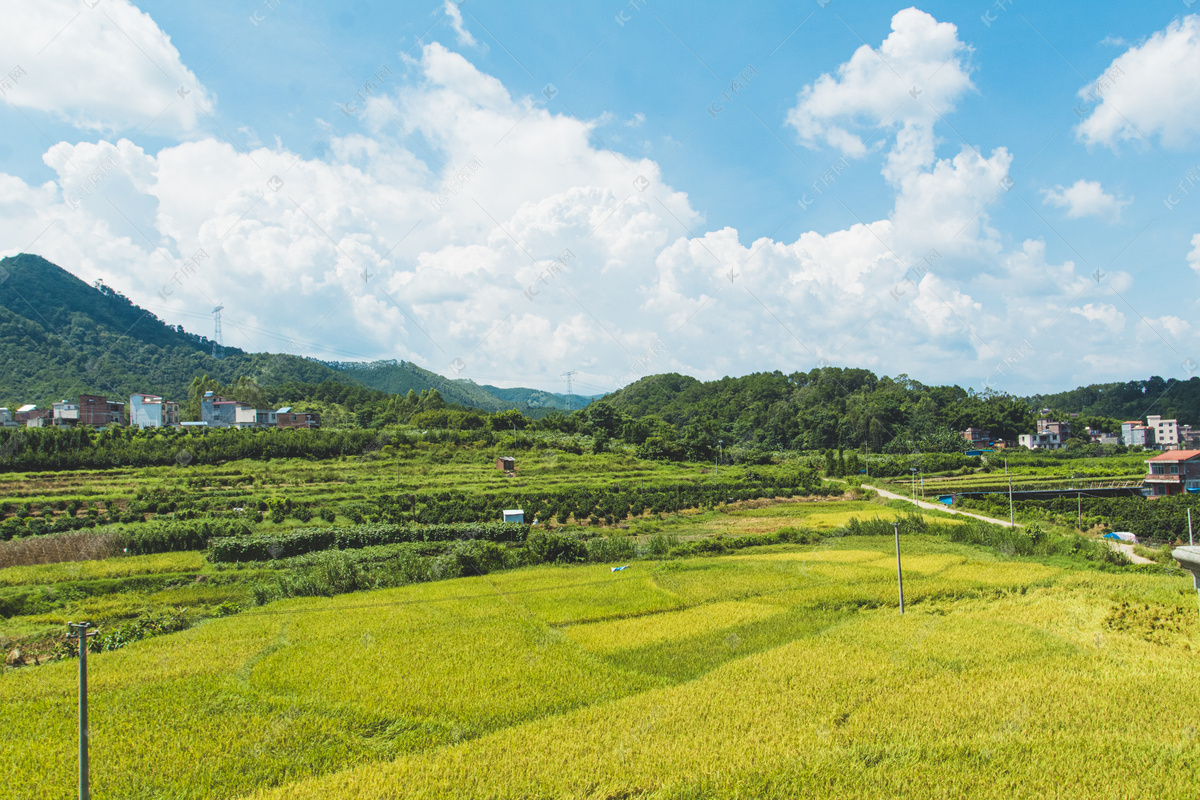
586 534 637 564
646 531 678 558
525 530 587 564
209 522 529 563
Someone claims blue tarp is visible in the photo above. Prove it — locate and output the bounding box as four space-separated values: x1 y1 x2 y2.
936 495 953 506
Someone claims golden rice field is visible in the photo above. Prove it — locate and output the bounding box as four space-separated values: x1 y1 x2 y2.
3 532 1199 799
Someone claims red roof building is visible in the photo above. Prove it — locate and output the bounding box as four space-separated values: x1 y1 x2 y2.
1144 450 1200 497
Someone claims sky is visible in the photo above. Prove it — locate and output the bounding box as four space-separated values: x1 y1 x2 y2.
1 1 1198 399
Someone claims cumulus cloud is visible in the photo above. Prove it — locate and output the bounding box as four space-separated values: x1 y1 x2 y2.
1070 303 1125 332
1041 179 1130 221
785 8 973 162
0 21 1174 395
1077 15 1200 148
1189 233 1200 273
0 0 214 134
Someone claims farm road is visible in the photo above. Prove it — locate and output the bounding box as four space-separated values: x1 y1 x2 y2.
862 484 1021 528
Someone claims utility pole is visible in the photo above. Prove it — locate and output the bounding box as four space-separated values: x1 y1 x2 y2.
716 439 722 477
68 621 97 800
1078 491 1082 527
1190 508 1194 547
910 468 917 504
893 522 905 614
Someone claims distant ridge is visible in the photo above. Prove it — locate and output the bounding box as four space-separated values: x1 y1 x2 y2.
0 254 596 416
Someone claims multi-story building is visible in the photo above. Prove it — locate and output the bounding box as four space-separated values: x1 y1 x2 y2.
1036 419 1071 439
1147 415 1180 448
1144 450 1200 497
1019 431 1066 450
52 400 79 425
962 427 991 445
1181 425 1200 449
0 408 17 428
79 394 125 426
1121 421 1155 449
200 392 242 427
130 394 179 428
1020 419 1071 450
16 404 51 427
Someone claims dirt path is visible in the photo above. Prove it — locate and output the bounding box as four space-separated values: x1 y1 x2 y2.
1108 542 1156 565
862 484 1022 528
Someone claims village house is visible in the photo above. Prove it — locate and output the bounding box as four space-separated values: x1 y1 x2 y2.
1143 450 1200 497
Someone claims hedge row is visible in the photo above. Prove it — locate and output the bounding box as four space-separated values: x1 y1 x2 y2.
121 519 252 555
209 521 528 563
375 474 837 526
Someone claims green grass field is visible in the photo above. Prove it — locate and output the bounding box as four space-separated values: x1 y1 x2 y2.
3 510 1198 799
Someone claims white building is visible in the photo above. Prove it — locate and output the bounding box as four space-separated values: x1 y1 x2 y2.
130 394 179 428
52 400 79 424
234 406 277 428
1147 415 1179 448
1019 430 1066 450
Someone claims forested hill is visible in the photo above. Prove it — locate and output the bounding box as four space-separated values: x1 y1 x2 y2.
1023 377 1200 426
322 360 595 413
0 254 593 417
602 369 1038 451
0 253 355 407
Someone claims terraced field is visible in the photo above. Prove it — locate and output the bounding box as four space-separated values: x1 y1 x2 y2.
4 521 1197 799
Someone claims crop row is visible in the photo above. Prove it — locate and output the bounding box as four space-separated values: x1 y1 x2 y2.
209 522 528 562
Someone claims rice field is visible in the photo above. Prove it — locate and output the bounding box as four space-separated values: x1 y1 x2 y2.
3 523 1199 799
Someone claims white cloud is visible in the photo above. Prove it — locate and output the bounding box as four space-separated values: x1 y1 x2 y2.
1188 233 1200 273
0 0 214 135
785 8 973 160
0 25 1177 396
1070 303 1125 332
443 0 478 48
1041 179 1130 221
1077 15 1200 149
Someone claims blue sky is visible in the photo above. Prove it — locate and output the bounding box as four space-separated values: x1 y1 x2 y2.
1 1 1198 398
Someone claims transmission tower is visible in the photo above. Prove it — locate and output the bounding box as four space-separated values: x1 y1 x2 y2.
561 370 577 410
212 305 224 359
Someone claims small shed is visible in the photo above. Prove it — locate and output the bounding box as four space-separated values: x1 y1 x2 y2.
503 509 524 524
496 456 515 471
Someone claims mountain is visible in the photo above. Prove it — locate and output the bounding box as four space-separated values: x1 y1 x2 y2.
0 254 349 408
0 254 596 418
323 361 596 415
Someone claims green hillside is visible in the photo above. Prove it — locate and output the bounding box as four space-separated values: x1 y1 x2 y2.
324 360 595 416
0 254 351 408
0 255 593 418
1024 377 1200 426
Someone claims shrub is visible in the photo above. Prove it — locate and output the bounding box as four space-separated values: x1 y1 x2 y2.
525 530 587 564
586 534 637 564
646 531 678 558
209 522 528 563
